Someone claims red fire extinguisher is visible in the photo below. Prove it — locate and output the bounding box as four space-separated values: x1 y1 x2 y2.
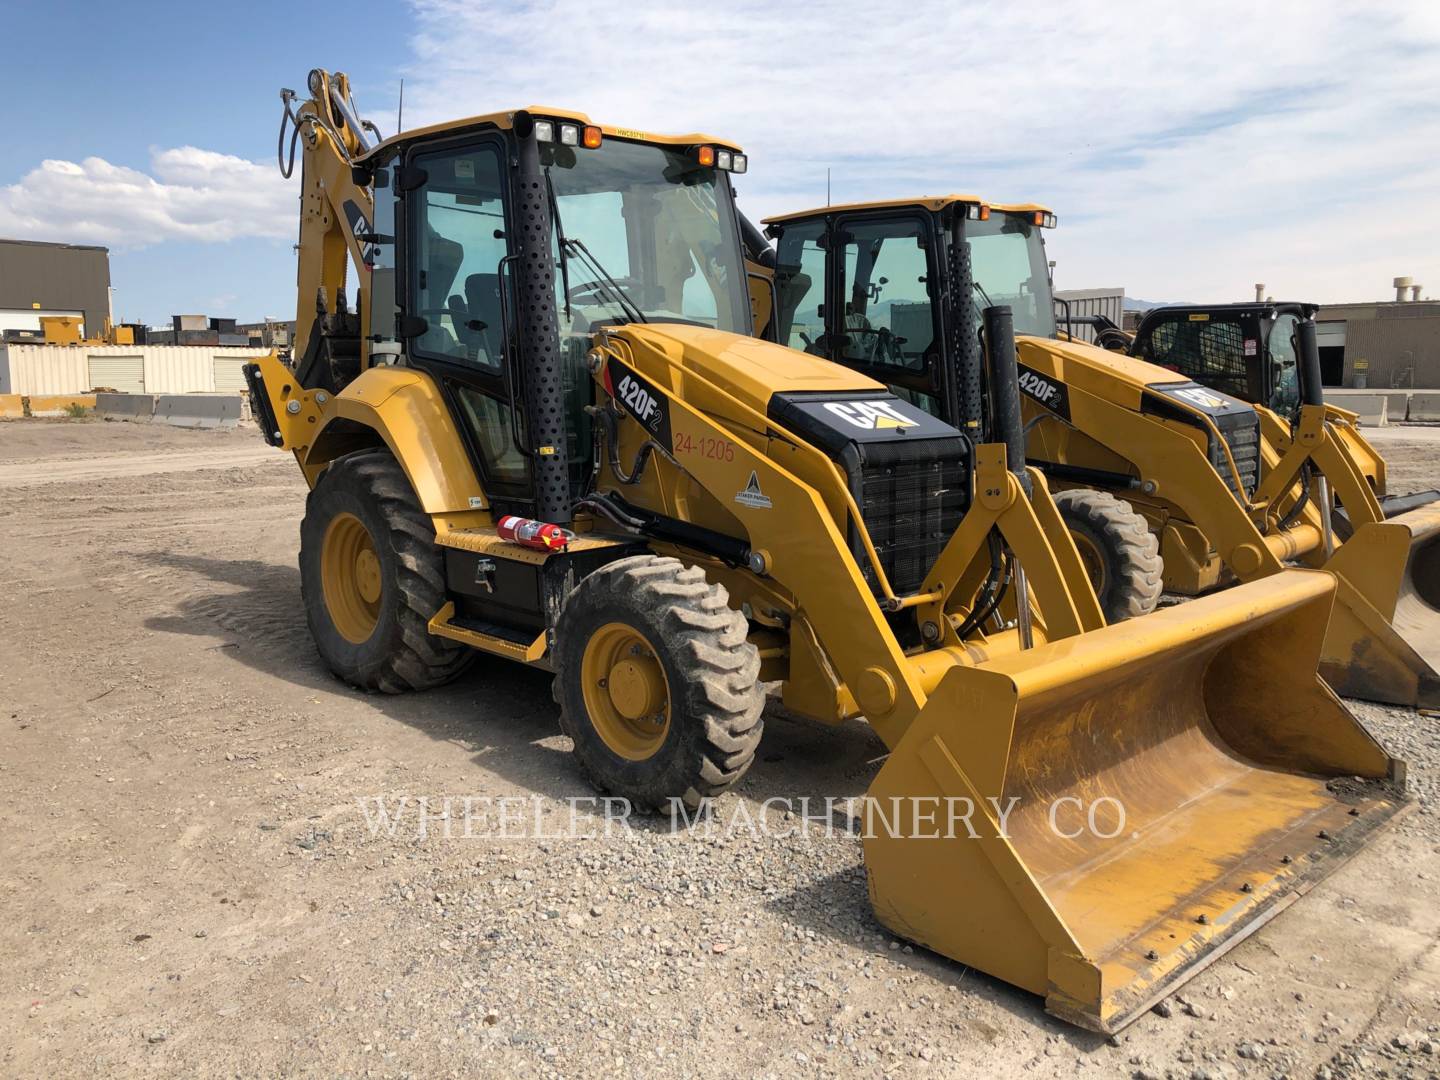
496 514 576 552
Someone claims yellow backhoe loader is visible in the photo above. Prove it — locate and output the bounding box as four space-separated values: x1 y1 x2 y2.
245 72 1405 1033
757 197 1440 708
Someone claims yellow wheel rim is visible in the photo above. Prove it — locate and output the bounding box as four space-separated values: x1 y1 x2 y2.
1071 531 1107 596
580 622 671 761
321 512 382 644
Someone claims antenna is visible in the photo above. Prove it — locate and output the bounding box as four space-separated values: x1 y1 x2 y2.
397 78 405 133
826 167 831 207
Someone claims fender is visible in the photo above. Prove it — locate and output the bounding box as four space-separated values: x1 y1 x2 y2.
248 352 486 515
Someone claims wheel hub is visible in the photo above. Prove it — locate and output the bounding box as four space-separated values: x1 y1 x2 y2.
1071 531 1108 595
607 655 666 720
581 623 671 760
321 512 382 644
354 547 382 604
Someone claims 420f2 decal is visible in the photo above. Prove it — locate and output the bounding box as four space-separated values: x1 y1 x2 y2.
606 356 673 450
1016 363 1071 421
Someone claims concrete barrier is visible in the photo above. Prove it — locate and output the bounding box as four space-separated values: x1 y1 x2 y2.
153 393 243 430
1327 388 1411 421
1407 392 1440 422
1337 394 1388 427
0 394 23 419
96 393 157 423
25 394 98 417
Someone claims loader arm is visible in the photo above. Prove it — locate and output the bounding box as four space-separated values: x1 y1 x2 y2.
588 328 1102 748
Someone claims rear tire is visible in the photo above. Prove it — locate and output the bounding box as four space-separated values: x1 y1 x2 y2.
1054 489 1163 623
554 555 764 811
299 451 473 693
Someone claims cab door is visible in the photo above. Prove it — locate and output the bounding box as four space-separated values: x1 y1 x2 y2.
830 211 944 415
396 135 534 511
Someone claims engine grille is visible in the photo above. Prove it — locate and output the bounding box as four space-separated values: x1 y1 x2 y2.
1211 411 1261 498
854 442 969 596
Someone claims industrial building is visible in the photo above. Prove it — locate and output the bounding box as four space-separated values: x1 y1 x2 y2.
1315 279 1439 389
0 343 269 396
0 238 112 339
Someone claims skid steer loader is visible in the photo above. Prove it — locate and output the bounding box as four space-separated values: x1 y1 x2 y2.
245 72 1405 1032
758 197 1440 707
1120 300 1440 520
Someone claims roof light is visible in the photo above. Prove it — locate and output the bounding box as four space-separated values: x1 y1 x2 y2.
967 203 990 221
696 145 715 167
1032 211 1057 228
732 153 747 174
582 125 602 149
716 150 733 170
534 120 555 143
559 124 580 146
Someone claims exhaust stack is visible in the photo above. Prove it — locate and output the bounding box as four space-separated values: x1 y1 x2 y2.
1254 283 1265 302
1394 276 1414 302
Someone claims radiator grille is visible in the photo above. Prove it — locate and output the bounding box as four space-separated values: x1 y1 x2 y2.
856 448 968 596
1212 412 1261 498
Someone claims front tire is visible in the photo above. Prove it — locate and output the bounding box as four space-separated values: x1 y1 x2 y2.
554 555 764 811
299 451 473 693
1054 488 1163 623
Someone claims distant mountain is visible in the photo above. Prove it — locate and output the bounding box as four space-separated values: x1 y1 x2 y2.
1123 296 1189 312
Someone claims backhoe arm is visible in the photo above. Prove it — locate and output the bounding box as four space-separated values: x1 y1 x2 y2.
278 69 378 365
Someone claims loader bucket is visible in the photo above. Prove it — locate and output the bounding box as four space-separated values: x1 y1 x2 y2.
864 570 1406 1033
1319 502 1440 708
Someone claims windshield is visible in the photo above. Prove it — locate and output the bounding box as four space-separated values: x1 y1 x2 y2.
966 214 1056 338
540 138 751 339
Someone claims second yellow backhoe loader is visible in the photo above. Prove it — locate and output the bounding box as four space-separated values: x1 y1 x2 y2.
757 196 1440 708
246 71 1405 1033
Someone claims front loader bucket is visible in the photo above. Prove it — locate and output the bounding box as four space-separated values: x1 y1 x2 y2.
863 570 1406 1033
1320 502 1440 708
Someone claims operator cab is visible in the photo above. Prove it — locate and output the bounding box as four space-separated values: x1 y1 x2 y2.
1128 302 1320 420
762 197 1058 419
355 110 754 519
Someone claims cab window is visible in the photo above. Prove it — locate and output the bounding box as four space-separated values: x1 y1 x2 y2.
772 220 827 353
1267 312 1302 416
836 217 936 375
409 145 509 372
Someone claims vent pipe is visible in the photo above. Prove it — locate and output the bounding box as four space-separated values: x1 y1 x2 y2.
1394 276 1413 302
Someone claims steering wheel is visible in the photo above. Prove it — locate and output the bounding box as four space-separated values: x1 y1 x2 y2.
567 277 642 306
849 325 908 366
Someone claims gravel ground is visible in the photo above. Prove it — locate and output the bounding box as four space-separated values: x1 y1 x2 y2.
1 417 1438 1079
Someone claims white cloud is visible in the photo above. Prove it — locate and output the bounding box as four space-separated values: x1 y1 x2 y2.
0 147 293 248
399 0 1440 302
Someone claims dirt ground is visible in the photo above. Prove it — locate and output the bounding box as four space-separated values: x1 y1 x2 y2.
2 417 1438 1079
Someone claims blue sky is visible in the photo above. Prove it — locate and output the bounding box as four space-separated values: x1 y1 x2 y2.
2 0 1437 323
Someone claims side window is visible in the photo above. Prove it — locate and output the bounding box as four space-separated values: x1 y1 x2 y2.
1267 313 1302 415
773 221 827 353
836 218 935 374
410 145 508 371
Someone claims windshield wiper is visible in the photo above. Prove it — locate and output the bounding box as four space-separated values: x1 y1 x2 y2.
972 279 996 310
544 168 647 326
565 237 647 325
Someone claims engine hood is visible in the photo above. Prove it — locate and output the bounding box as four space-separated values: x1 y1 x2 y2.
1017 334 1226 412
610 323 884 418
